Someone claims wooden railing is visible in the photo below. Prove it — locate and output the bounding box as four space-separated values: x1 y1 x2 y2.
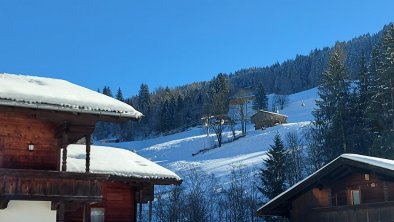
0 168 109 202
311 202 394 222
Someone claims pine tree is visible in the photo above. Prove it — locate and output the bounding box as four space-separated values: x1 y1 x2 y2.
253 83 268 111
207 73 229 116
259 133 287 200
369 24 394 157
116 87 124 102
138 83 151 114
313 43 351 162
102 86 113 97
349 53 371 155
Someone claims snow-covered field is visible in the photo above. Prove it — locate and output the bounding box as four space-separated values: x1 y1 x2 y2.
100 87 318 181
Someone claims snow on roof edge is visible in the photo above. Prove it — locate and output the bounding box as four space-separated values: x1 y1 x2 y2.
0 98 142 119
0 73 143 120
66 144 182 183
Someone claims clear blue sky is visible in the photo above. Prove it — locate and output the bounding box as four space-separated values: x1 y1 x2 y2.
0 0 393 96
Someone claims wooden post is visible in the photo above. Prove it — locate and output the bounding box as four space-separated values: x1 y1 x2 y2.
58 202 65 222
86 134 91 173
61 132 68 172
84 204 90 222
148 200 152 222
0 200 9 209
139 191 143 222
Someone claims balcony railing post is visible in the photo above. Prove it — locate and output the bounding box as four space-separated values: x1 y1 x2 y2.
86 134 91 173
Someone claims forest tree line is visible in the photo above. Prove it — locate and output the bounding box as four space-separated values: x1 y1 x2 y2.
93 24 389 142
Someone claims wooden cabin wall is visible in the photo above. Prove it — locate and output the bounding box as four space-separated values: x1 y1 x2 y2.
100 182 136 222
290 173 394 222
0 110 58 170
331 173 385 205
290 188 327 222
64 182 136 222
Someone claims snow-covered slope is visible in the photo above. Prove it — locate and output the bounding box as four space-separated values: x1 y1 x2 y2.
100 87 318 181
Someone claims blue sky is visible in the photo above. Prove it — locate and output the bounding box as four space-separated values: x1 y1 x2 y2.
0 1 393 96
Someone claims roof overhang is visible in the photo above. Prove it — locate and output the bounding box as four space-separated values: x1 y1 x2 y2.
109 175 182 186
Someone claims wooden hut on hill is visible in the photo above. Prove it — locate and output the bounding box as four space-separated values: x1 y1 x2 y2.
251 110 288 130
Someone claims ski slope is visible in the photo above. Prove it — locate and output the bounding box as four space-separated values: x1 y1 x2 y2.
101 87 318 181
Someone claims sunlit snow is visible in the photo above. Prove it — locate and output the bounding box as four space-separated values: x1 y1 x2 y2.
101 87 318 181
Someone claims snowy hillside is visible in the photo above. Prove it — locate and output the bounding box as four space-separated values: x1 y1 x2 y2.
101 87 318 181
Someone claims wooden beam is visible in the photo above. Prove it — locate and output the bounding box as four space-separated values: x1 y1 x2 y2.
139 191 143 222
148 201 152 222
0 200 9 209
62 131 68 172
51 202 58 211
86 134 91 173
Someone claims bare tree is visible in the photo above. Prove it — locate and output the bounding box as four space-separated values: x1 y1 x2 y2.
303 126 326 174
272 94 289 111
229 89 252 136
210 115 227 147
285 131 304 185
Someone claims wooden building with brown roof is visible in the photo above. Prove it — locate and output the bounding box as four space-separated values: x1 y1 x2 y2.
257 154 394 222
0 73 181 222
251 110 288 130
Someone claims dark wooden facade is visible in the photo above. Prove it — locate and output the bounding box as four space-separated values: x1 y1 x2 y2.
257 155 394 222
250 110 288 130
0 105 179 222
64 182 138 222
0 110 59 170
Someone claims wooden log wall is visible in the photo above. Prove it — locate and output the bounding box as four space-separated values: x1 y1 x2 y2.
290 173 394 222
0 110 58 170
65 182 137 222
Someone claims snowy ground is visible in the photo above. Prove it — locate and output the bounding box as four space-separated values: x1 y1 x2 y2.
99 87 318 182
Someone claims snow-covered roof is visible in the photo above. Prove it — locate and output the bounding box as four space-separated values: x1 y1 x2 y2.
257 153 394 216
66 144 181 183
0 73 143 120
252 110 288 118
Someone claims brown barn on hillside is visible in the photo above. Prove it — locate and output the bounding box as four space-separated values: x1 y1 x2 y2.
251 110 288 130
257 154 394 222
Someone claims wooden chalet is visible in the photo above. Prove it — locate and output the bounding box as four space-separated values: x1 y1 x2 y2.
250 110 288 130
257 154 394 222
0 73 181 222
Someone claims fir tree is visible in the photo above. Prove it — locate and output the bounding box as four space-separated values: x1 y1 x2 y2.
207 73 229 116
369 24 394 157
116 87 124 102
138 83 151 114
259 133 287 200
253 83 268 111
102 86 113 97
350 53 371 155
313 43 351 162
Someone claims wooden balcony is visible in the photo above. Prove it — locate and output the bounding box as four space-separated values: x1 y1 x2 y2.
311 201 394 222
0 168 109 205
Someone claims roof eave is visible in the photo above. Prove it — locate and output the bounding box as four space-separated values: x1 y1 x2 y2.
109 175 182 186
0 99 143 121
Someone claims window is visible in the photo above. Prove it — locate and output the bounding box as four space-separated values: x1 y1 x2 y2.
351 190 361 205
91 208 105 222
